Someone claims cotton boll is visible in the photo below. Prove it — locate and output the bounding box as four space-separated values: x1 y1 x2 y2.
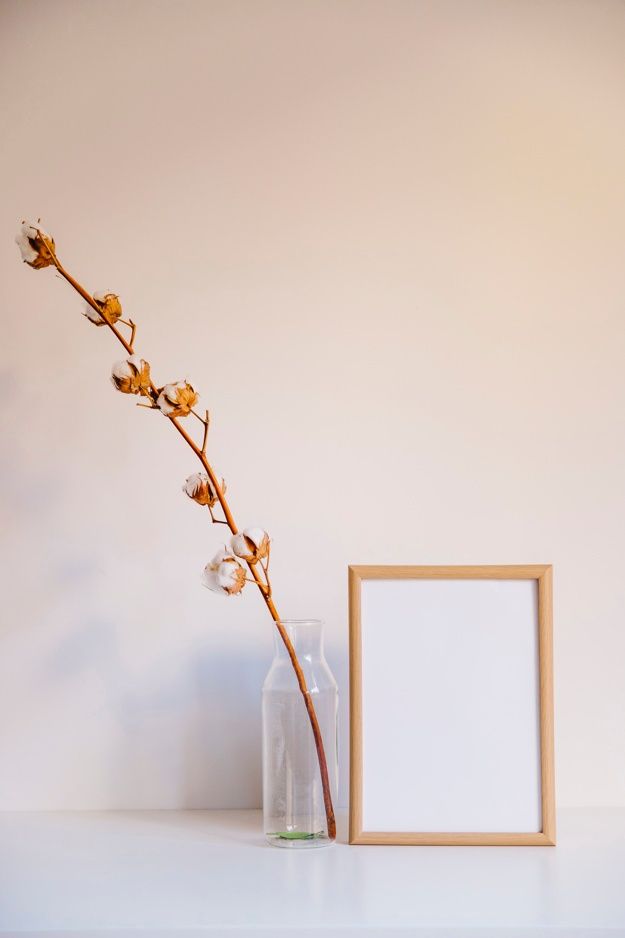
231 527 270 563
15 220 55 269
84 291 122 326
111 355 151 395
183 472 217 507
202 547 246 596
156 381 198 418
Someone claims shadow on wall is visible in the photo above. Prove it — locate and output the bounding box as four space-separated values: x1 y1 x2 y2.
2 382 267 808
182 645 266 808
43 618 266 808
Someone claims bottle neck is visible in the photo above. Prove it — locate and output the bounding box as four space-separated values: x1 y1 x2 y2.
273 619 325 662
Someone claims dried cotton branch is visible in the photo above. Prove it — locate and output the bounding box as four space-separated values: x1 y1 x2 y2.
14 218 336 842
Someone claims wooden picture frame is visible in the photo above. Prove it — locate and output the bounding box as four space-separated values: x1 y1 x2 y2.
349 565 555 846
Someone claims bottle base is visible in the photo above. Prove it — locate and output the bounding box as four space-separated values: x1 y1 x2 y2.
265 830 335 849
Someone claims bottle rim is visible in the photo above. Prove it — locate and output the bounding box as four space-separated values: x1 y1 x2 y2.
278 618 323 627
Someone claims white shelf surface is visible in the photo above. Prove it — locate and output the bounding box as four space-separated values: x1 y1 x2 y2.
1 808 624 937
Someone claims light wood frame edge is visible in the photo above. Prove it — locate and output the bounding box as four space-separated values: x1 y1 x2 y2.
348 564 556 846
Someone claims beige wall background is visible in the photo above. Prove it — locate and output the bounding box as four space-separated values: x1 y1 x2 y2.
1 0 624 810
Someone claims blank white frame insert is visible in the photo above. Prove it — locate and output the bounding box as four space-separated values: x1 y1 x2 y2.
349 565 555 846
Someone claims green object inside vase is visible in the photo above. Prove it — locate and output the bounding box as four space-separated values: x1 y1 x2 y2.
269 830 324 840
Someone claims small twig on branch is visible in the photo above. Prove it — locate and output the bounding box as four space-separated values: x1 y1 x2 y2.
201 409 210 455
208 505 228 525
245 577 269 594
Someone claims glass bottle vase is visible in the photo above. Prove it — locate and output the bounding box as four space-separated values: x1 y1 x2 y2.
262 619 338 848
